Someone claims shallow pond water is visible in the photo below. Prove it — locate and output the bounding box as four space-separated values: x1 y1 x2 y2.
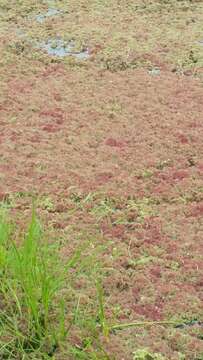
38 39 89 59
35 8 61 23
149 68 161 76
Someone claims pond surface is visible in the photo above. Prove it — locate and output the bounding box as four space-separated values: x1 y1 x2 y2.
38 39 90 59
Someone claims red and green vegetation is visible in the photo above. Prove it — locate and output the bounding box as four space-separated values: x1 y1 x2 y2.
0 0 203 359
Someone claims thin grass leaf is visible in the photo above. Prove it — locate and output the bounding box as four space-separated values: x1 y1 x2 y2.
96 280 109 337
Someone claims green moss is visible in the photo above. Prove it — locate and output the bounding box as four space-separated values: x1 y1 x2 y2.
127 255 155 268
133 349 166 360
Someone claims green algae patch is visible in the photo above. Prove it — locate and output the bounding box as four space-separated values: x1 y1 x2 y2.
133 349 166 360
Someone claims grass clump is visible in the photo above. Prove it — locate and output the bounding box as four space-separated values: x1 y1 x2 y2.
0 207 66 359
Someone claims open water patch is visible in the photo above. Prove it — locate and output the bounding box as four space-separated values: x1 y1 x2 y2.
148 67 161 76
35 8 62 23
38 39 90 59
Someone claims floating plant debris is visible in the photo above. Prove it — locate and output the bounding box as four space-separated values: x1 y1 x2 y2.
35 8 62 23
38 39 89 59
